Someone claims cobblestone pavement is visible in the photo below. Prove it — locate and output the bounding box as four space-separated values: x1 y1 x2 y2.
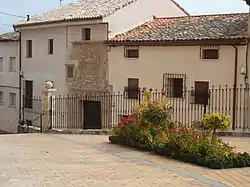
0 134 249 187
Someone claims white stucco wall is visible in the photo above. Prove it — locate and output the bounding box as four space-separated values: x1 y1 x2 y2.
0 41 19 133
20 22 108 97
21 27 67 97
109 45 247 92
104 0 187 37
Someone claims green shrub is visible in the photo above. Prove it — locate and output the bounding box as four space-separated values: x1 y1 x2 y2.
133 90 172 127
201 113 231 144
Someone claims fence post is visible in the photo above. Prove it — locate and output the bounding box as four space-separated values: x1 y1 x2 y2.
42 88 57 132
232 86 237 130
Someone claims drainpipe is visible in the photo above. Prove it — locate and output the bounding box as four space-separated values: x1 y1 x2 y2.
232 45 238 130
245 40 249 85
245 39 249 131
13 26 22 125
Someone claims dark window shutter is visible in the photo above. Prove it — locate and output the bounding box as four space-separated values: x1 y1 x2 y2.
194 81 209 105
173 78 183 98
25 80 33 108
127 78 139 99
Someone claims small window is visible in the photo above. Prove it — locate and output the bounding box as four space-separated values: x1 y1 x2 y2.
9 92 16 106
82 28 91 40
0 91 3 104
163 73 186 98
9 57 16 72
125 78 139 99
48 39 54 54
26 40 32 58
201 46 219 59
0 57 3 72
66 65 74 78
124 46 139 58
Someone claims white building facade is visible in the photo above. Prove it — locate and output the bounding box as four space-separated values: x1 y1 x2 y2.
14 0 188 97
0 32 20 133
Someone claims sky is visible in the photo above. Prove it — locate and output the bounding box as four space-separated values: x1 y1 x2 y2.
0 0 249 33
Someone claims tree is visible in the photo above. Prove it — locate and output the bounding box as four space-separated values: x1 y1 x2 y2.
244 0 250 6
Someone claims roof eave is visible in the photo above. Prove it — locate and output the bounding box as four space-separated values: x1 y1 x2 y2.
14 16 103 29
107 38 248 46
0 39 19 42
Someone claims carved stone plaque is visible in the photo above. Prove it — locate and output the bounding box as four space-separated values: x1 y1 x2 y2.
69 42 109 92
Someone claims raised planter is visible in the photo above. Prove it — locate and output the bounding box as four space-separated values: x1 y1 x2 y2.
109 135 250 169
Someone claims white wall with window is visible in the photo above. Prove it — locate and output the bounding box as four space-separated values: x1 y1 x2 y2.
109 45 246 92
0 39 19 133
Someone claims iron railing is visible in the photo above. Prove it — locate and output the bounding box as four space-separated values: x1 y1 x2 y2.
50 85 249 130
23 96 43 129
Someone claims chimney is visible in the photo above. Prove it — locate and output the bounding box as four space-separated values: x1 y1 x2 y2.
27 15 30 21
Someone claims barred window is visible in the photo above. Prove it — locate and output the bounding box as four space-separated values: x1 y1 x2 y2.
124 46 139 58
201 45 219 59
163 73 186 98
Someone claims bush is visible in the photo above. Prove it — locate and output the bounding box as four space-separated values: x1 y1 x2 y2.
201 113 231 144
133 90 173 127
110 91 250 169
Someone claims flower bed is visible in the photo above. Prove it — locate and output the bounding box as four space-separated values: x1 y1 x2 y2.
109 90 250 169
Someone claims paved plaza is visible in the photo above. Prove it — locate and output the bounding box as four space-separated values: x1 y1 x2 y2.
0 134 249 187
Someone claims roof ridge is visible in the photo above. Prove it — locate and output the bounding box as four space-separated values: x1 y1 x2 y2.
155 12 249 20
170 0 190 16
110 12 248 43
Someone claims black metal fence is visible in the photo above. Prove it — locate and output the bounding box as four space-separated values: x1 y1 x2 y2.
50 85 249 130
23 96 43 128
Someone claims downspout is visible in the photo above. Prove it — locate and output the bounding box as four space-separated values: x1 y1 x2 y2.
232 45 238 130
13 26 22 125
245 39 249 85
244 39 249 131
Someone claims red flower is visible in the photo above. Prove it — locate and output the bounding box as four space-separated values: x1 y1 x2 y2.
202 133 206 137
215 131 220 136
185 128 189 133
121 117 127 121
193 141 197 145
136 119 141 123
117 124 122 128
140 126 147 130
124 121 129 125
179 141 183 146
237 152 241 157
130 130 134 134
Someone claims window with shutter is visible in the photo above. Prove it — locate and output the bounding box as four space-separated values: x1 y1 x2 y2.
163 73 186 98
194 81 209 105
126 78 139 99
48 39 54 54
26 40 32 58
82 28 91 40
25 80 33 109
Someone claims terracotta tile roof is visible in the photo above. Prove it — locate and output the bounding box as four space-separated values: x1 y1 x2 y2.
15 0 139 26
110 13 248 43
0 32 19 42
